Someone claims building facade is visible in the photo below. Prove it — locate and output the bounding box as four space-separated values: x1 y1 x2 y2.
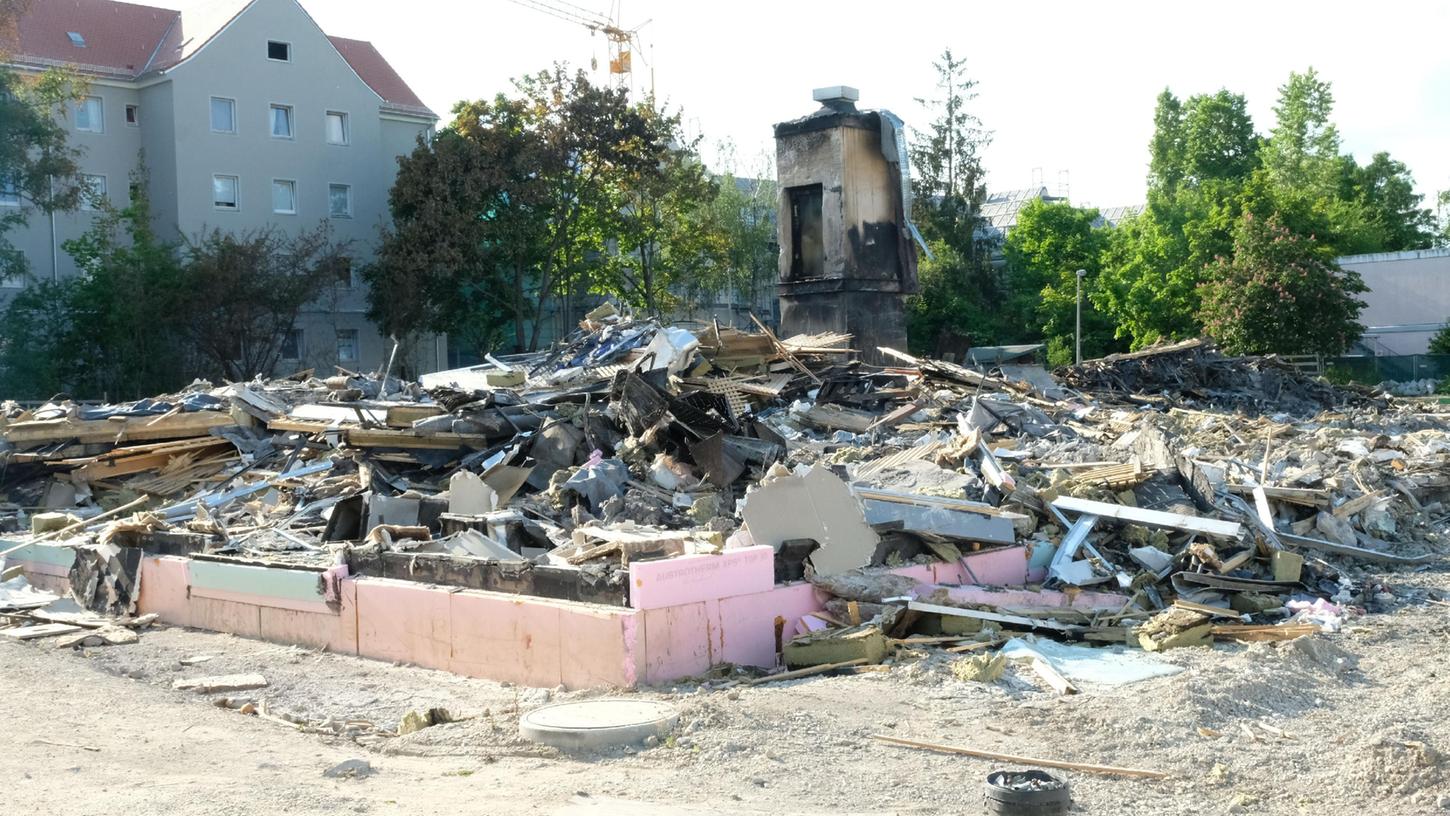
1338 247 1450 356
2 0 439 375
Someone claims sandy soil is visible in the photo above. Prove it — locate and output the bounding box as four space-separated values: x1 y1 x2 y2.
3 568 1448 816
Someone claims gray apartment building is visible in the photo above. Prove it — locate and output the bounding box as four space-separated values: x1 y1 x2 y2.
3 0 439 374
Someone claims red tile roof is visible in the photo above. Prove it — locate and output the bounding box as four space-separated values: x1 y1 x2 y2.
7 0 179 77
3 0 435 118
328 36 431 116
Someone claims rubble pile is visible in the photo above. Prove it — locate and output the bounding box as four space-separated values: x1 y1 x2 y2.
1056 338 1382 416
0 309 1445 687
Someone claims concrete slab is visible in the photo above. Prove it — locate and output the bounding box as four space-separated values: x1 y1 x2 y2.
519 699 678 751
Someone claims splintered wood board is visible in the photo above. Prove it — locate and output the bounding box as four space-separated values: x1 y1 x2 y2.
0 624 85 640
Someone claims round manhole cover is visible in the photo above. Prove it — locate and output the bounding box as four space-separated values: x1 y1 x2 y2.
519 699 679 751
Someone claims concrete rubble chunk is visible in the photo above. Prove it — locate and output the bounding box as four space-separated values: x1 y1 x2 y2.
172 674 269 694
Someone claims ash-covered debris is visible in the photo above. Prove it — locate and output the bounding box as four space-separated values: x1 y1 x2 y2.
1055 338 1383 416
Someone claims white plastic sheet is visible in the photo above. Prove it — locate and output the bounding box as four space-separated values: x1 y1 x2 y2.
1000 636 1183 686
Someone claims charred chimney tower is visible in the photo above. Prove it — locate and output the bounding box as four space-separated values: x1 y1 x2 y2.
773 86 920 363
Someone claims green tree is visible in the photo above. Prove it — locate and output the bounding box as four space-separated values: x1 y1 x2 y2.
905 48 999 353
1256 69 1434 254
56 177 192 398
1350 152 1437 251
1197 212 1367 355
1262 68 1341 195
700 145 777 317
910 48 990 253
181 224 351 381
597 103 727 316
0 279 80 398
1002 200 1125 365
366 114 522 359
1428 322 1450 356
907 239 999 353
1098 88 1259 348
0 171 348 397
0 0 86 280
367 66 665 354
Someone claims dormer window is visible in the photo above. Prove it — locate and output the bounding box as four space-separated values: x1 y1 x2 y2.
67 32 86 48
267 40 290 62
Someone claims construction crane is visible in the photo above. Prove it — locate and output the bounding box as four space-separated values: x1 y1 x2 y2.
506 0 652 95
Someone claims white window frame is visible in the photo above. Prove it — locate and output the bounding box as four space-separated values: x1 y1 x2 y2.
125 104 139 126
326 110 350 147
210 96 237 134
80 174 106 210
325 110 350 146
272 178 298 215
328 183 352 219
0 176 20 207
76 95 104 133
280 328 304 361
212 174 240 212
267 40 292 63
336 329 359 363
269 103 294 139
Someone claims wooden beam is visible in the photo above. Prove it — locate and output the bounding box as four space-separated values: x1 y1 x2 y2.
1051 495 1242 539
873 735 1169 779
3 411 236 446
745 658 869 685
907 600 1085 634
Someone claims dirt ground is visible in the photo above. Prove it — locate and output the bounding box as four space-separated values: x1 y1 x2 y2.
3 568 1449 816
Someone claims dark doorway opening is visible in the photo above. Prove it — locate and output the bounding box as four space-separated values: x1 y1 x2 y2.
788 184 824 280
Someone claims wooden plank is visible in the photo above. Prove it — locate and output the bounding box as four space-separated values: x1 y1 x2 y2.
745 658 869 686
75 440 232 481
801 405 877 434
30 495 150 543
1211 624 1320 642
873 735 1169 780
1215 549 1255 575
851 486 1025 520
267 418 492 450
383 404 445 428
1278 531 1435 565
1051 495 1242 539
1025 657 1078 695
1252 486 1275 528
1171 600 1245 620
3 411 236 446
1332 492 1381 519
0 623 84 640
1227 484 1329 508
907 600 1085 634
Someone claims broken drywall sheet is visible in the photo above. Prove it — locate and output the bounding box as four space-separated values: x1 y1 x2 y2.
448 470 497 515
741 467 878 576
859 499 1016 545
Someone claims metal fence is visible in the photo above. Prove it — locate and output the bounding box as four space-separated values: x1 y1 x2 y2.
1321 354 1450 384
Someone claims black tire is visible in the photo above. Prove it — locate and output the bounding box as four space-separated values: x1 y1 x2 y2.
983 770 1070 816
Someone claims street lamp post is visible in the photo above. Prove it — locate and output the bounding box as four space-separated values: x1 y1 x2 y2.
1074 269 1087 365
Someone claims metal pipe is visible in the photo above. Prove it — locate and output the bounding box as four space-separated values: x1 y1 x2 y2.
48 175 58 282
1074 268 1086 365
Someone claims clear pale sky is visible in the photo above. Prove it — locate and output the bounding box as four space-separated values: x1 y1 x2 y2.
164 0 1450 209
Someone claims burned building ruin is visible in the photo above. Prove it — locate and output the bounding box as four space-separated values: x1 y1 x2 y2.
773 86 923 364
